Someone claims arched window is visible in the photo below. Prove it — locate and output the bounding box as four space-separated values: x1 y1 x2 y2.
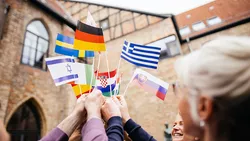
21 20 49 70
7 100 42 140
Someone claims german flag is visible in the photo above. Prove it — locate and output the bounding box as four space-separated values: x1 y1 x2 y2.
74 21 106 51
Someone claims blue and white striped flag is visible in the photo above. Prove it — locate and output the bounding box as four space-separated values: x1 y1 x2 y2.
45 56 79 86
121 41 161 69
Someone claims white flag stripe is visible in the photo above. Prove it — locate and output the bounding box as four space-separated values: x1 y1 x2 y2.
123 43 134 50
132 50 160 57
74 63 87 84
45 56 74 61
86 11 97 27
55 78 78 86
134 46 161 53
47 63 78 80
134 69 169 89
121 53 158 67
122 50 159 62
95 74 117 86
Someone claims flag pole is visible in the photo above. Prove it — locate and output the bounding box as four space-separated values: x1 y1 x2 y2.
88 56 95 93
123 81 130 97
71 56 82 96
104 51 112 97
94 53 101 88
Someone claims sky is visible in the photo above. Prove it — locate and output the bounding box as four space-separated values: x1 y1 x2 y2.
72 0 214 15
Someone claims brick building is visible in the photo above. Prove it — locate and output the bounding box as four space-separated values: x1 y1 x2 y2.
0 0 249 140
0 0 77 140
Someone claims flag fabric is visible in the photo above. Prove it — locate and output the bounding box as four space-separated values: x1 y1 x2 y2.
74 21 106 51
69 82 93 98
131 69 169 100
86 11 97 27
46 56 78 86
74 63 96 85
121 41 161 69
55 33 94 57
95 69 118 97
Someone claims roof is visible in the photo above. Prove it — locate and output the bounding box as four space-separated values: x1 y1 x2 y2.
175 0 250 41
69 0 171 19
30 0 77 30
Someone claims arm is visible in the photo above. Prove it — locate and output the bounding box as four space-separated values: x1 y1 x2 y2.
82 90 108 141
40 95 87 141
40 127 68 141
124 119 156 141
81 118 108 141
106 116 124 141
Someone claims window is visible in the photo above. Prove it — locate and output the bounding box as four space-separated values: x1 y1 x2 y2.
21 20 49 70
146 35 181 59
100 18 109 30
207 16 222 26
179 26 191 36
7 100 42 140
192 21 206 31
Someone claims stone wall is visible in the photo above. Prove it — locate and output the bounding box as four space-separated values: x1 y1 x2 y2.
0 0 76 136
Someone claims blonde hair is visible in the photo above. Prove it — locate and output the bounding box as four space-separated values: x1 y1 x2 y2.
175 36 250 98
175 36 250 123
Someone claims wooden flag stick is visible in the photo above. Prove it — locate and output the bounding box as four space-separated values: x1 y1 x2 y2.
104 51 112 97
89 56 95 93
94 53 101 88
123 81 130 97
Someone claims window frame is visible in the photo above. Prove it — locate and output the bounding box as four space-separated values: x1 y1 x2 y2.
192 21 206 31
20 20 50 71
206 16 222 26
146 34 181 59
179 26 191 36
100 18 110 30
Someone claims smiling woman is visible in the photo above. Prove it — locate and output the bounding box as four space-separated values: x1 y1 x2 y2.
172 114 184 141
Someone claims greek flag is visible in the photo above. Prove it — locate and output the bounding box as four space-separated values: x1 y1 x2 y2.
121 41 161 69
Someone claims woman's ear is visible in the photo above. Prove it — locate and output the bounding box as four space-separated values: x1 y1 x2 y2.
197 96 213 122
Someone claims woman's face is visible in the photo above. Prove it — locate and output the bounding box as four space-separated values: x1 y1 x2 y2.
172 114 184 141
177 87 202 139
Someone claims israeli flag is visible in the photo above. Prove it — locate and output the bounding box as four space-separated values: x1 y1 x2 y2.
121 41 161 69
45 56 79 86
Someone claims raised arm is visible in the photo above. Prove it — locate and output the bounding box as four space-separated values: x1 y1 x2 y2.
114 96 156 141
81 90 108 141
102 98 124 141
40 95 87 141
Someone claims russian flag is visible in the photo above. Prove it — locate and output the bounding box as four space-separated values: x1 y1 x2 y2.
132 69 169 100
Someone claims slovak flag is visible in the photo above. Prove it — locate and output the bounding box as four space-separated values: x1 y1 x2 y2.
131 68 169 100
45 56 79 86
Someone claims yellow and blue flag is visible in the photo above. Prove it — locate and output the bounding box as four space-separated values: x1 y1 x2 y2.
55 33 94 58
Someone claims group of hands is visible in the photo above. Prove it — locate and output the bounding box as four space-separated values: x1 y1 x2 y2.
72 89 131 125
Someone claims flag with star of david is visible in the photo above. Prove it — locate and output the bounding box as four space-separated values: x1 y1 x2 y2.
45 56 79 86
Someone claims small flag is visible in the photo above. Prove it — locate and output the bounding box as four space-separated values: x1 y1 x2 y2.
55 33 94 58
121 41 161 69
73 63 96 85
69 82 93 99
46 56 78 86
131 69 169 100
74 21 106 51
86 11 97 27
95 69 118 97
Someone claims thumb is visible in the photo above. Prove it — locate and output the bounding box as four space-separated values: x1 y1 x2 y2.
112 96 121 106
119 96 127 106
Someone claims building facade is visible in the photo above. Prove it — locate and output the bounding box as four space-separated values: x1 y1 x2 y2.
0 0 249 140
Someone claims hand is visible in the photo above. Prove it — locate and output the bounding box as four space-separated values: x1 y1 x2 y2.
101 98 121 122
72 94 87 119
113 96 131 124
85 89 105 120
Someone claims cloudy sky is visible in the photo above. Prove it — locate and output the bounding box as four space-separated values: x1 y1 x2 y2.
71 0 214 14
